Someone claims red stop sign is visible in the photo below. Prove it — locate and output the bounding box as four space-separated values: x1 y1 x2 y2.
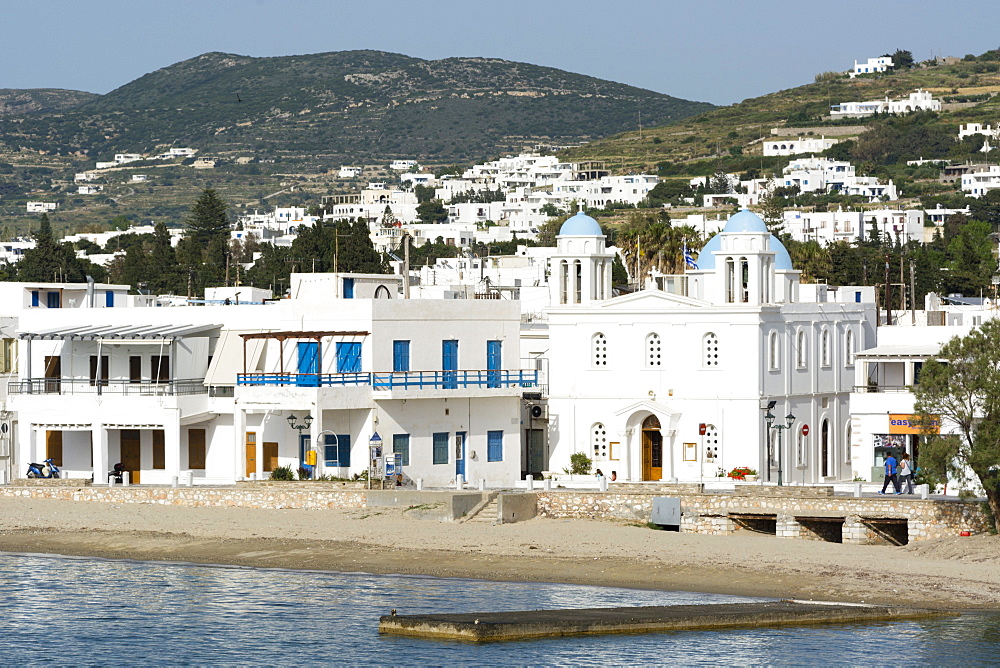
801 424 810 436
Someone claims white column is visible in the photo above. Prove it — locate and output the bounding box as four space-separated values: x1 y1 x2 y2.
91 423 108 483
164 416 181 482
234 408 246 479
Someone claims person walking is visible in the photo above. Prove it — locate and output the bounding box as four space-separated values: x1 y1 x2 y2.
898 453 915 494
879 452 900 495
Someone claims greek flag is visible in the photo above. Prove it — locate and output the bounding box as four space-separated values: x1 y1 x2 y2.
683 241 698 270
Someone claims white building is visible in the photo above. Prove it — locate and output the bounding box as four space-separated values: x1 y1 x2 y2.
763 136 842 157
781 157 897 201
26 202 57 213
390 160 419 171
960 165 1000 198
74 172 100 183
957 123 1000 141
831 89 941 117
114 154 143 165
780 208 924 246
542 210 876 483
77 185 103 195
339 166 363 179
849 56 893 78
6 275 536 488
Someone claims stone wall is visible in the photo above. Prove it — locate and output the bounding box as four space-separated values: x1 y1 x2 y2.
0 485 367 510
536 490 990 542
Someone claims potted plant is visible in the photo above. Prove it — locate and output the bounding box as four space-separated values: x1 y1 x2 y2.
728 466 758 481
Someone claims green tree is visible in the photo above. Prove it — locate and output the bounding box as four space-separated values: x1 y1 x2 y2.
17 214 106 283
186 188 230 245
914 319 1000 530
944 219 994 296
416 199 448 224
968 189 1000 230
885 49 914 69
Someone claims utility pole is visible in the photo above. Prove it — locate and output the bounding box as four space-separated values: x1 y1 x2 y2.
910 259 916 325
403 233 411 299
884 254 891 326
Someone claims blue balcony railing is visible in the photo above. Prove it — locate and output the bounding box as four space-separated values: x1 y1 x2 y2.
236 369 538 390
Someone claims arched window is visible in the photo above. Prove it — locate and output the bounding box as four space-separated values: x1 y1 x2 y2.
821 328 830 367
796 430 806 467
725 258 735 303
739 257 749 303
374 285 391 299
574 261 582 303
845 329 855 366
560 261 569 305
592 422 608 461
703 332 719 367
769 331 779 371
796 329 807 368
592 333 608 367
646 333 662 367
845 421 853 464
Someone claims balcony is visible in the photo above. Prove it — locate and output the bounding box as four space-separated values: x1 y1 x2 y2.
237 369 538 390
8 378 208 396
852 385 912 394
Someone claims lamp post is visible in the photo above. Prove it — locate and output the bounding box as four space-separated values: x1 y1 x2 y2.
287 413 313 478
765 410 795 486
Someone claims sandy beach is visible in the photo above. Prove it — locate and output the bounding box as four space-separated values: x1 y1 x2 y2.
1 497 999 611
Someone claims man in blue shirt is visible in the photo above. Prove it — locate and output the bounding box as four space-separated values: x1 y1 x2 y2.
879 452 901 495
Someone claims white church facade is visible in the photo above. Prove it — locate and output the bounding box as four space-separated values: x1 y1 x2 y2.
543 210 877 484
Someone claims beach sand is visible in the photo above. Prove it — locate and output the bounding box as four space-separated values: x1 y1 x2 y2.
1 497 999 610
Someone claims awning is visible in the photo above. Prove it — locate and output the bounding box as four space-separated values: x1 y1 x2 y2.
19 323 222 341
205 329 270 386
854 344 940 358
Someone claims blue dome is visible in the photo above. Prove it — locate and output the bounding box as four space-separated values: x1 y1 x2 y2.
695 233 793 271
558 210 604 236
723 208 769 233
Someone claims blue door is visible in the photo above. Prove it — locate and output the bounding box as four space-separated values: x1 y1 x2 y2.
336 342 362 373
455 431 466 478
393 340 410 372
105 290 114 307
299 434 313 478
297 341 319 386
486 340 502 388
343 277 355 298
442 340 458 389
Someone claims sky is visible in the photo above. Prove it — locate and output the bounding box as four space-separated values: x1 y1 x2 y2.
2 0 999 106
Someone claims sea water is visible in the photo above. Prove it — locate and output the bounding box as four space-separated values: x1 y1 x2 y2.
0 553 997 666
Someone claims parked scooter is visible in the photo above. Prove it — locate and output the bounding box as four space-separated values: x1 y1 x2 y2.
26 458 61 479
108 462 125 484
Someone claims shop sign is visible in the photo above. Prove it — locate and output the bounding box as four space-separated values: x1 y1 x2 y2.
888 414 940 434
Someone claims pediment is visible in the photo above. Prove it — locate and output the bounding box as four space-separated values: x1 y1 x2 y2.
599 289 709 310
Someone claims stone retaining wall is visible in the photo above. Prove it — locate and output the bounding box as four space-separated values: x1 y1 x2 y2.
536 490 990 542
0 485 367 510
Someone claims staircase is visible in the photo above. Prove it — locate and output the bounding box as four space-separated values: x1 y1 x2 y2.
460 493 500 525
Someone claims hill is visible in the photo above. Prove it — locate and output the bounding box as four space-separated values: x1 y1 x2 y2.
0 89 98 116
0 50 714 163
560 54 1000 175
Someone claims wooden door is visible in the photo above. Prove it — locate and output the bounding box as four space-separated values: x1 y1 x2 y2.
263 442 278 472
44 356 61 393
45 430 63 467
641 415 663 481
120 429 141 484
245 432 257 478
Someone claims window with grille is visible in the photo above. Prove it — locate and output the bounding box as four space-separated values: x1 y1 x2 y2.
646 333 662 367
703 333 719 367
796 330 807 368
704 424 720 462
592 423 609 460
768 332 779 370
593 333 608 367
821 329 831 367
845 329 855 366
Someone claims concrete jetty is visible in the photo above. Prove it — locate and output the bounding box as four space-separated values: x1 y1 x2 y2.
378 601 952 642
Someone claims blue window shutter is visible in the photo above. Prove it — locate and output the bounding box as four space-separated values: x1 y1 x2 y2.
47 292 60 308
31 291 39 307
487 431 503 462
343 277 355 298
392 434 410 466
393 340 410 372
338 434 351 467
433 432 449 464
337 342 362 373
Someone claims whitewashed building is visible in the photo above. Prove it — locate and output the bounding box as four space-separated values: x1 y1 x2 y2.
542 210 876 483
960 165 1000 198
849 56 894 78
831 89 941 117
763 136 841 157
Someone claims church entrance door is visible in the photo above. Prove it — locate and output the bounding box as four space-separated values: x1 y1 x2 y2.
641 415 663 481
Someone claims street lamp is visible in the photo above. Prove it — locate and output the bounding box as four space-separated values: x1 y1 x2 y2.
287 413 314 477
765 410 795 486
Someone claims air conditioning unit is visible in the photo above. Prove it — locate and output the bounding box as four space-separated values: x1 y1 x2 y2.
528 403 548 421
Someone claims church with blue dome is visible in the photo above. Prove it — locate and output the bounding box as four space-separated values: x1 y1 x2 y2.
542 207 877 488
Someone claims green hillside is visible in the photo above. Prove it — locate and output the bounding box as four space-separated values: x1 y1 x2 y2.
0 88 98 115
0 50 714 163
561 53 1000 175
